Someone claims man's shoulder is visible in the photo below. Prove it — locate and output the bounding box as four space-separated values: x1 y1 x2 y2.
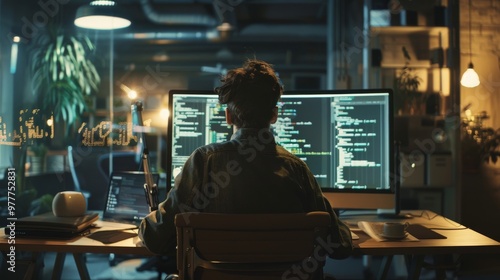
275 145 305 161
194 141 238 154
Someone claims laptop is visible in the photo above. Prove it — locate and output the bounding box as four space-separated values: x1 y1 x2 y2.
10 212 99 239
102 171 160 226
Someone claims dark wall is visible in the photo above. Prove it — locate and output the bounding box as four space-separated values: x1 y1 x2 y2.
461 164 500 241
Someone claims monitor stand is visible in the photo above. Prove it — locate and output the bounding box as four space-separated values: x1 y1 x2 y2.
377 141 413 220
377 209 413 219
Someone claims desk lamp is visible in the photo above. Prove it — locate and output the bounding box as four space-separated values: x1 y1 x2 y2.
131 101 159 212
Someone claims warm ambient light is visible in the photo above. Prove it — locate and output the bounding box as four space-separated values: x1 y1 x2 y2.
74 1 131 30
160 108 169 119
461 63 480 88
120 84 137 99
127 90 138 100
217 22 234 32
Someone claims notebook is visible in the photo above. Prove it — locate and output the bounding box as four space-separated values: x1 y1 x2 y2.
406 224 447 239
9 212 99 239
102 171 160 226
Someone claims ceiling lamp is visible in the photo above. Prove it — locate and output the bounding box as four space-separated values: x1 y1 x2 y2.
74 1 131 30
461 0 480 88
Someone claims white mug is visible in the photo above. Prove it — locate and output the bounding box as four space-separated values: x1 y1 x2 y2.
52 191 87 217
383 222 409 237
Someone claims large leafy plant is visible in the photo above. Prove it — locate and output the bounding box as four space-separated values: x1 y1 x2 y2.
30 28 100 128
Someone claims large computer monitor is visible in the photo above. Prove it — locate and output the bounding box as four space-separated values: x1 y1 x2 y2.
167 89 395 211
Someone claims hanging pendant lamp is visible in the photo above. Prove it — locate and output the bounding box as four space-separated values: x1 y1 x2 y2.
461 0 480 88
74 1 131 30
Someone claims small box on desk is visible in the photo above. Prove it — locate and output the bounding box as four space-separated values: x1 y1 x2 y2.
427 153 452 187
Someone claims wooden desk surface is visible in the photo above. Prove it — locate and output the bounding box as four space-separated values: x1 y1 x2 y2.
341 210 500 256
2 210 499 258
0 220 154 256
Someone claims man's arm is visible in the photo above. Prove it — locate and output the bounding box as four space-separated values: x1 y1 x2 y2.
138 148 204 256
322 196 353 259
138 189 179 256
301 164 353 259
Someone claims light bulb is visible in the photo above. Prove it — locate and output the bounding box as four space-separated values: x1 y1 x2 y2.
461 63 480 88
127 90 138 100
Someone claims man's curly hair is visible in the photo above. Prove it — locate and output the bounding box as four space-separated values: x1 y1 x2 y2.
216 59 283 128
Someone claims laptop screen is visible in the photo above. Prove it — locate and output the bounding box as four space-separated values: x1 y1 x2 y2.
103 171 159 225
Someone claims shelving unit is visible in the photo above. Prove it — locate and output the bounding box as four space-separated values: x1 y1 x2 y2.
368 24 450 92
363 1 457 217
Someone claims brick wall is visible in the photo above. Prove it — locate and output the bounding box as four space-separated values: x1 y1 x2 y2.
461 0 500 128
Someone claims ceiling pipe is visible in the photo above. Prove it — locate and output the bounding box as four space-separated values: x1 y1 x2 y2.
97 1 328 42
139 0 217 26
239 24 326 38
106 24 326 41
117 29 219 40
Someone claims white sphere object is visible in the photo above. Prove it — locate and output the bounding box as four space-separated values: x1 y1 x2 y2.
52 191 87 217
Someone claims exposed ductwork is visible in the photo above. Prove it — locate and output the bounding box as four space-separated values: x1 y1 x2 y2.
139 0 217 26
96 1 327 43
239 24 326 39
116 29 219 41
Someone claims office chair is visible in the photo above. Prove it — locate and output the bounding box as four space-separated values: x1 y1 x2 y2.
171 211 331 280
67 146 91 201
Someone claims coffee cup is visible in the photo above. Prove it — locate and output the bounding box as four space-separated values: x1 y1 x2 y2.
382 222 409 238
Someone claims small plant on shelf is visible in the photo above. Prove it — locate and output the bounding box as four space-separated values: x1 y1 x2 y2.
394 46 426 115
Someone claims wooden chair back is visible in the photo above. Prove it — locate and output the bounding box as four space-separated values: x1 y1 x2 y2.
174 211 331 280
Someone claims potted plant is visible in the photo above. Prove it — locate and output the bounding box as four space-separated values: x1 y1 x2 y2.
14 25 101 217
30 25 101 141
461 109 500 171
27 142 48 174
394 46 425 115
481 128 500 164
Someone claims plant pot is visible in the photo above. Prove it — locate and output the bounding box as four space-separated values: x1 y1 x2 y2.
29 156 44 174
45 153 66 173
400 100 426 116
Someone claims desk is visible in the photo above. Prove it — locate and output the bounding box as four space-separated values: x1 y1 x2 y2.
2 211 499 280
0 221 154 280
342 210 500 280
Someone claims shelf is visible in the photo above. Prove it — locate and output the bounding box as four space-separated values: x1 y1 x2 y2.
378 62 433 69
371 26 448 36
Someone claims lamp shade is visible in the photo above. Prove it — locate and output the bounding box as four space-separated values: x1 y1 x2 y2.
460 63 480 88
74 1 131 30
